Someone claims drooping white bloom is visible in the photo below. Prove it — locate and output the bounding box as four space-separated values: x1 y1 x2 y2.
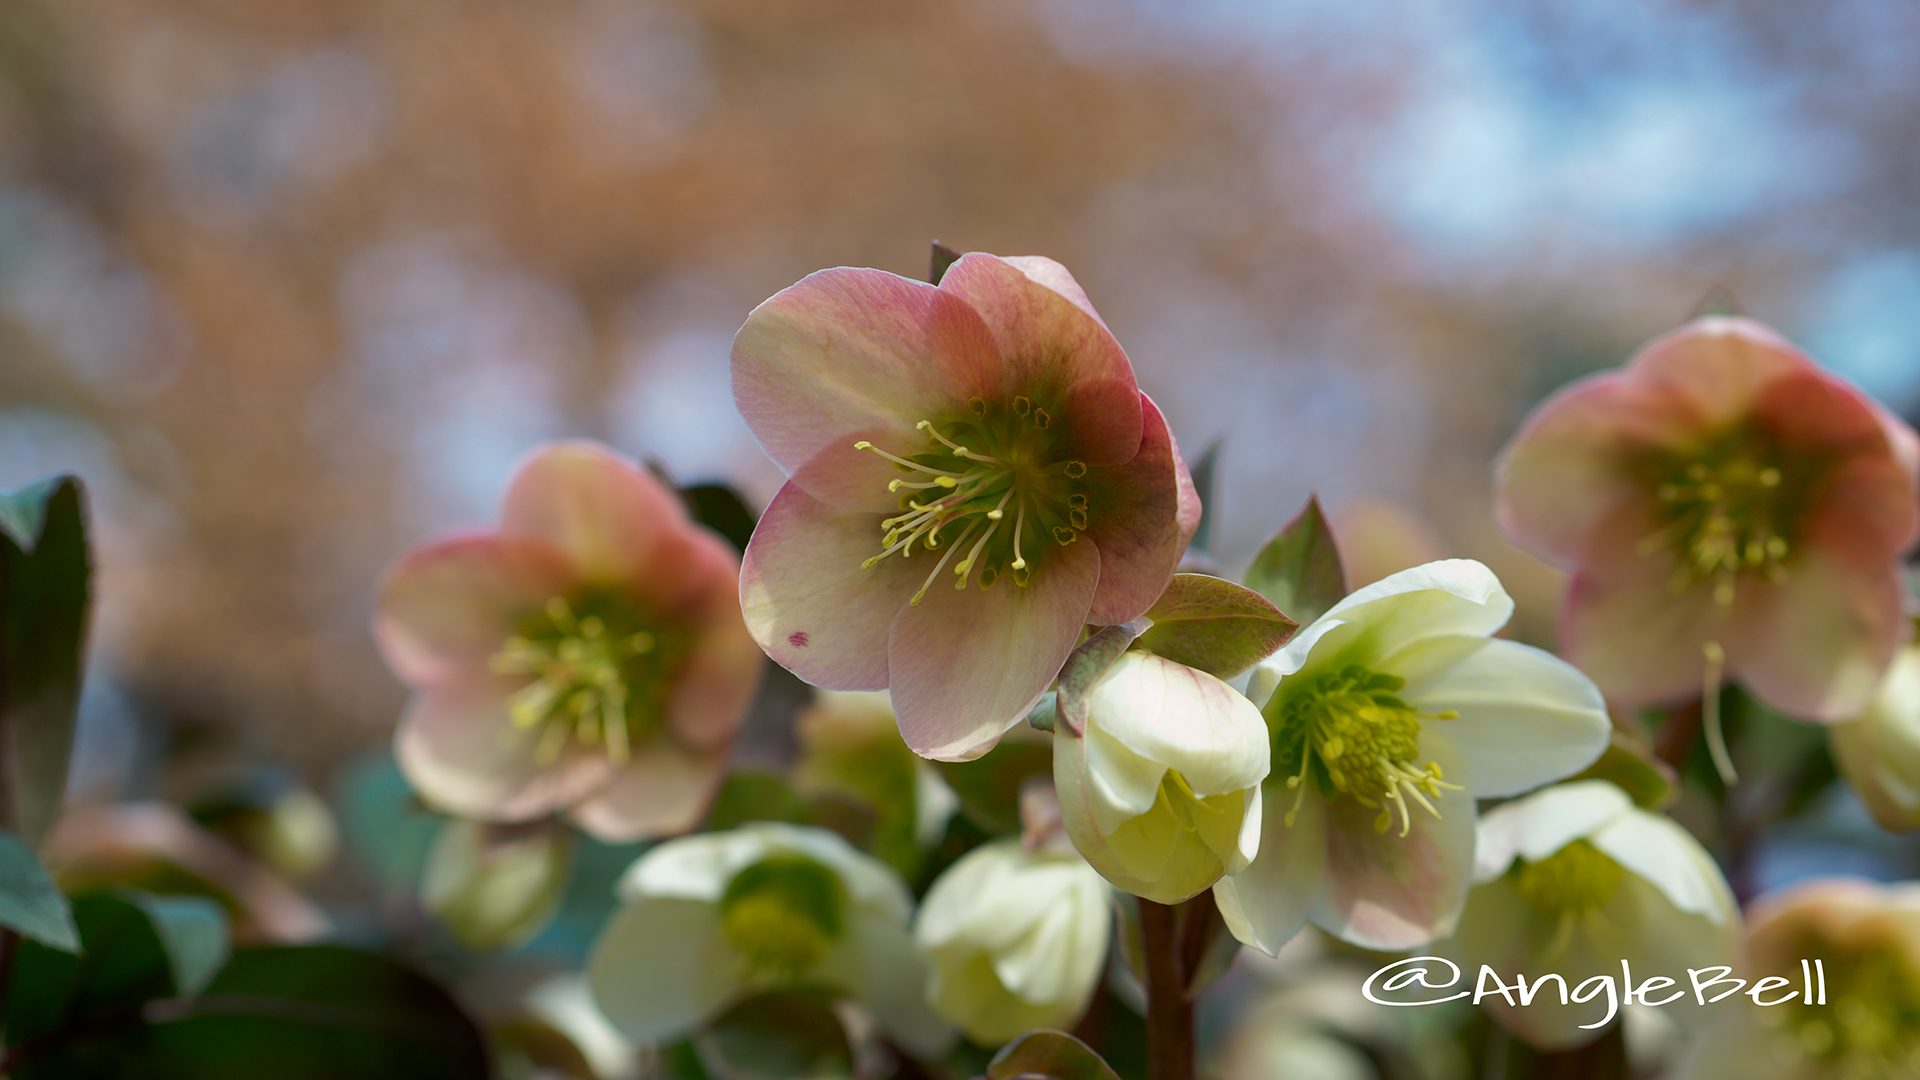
1445 780 1740 1049
1053 651 1268 905
1829 643 1920 831
586 822 950 1056
421 820 572 951
915 837 1111 1044
1215 559 1611 953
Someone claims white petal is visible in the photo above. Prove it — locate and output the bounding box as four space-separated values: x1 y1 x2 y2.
1588 809 1738 924
1083 652 1270 795
1313 559 1513 659
1394 636 1611 798
915 840 1047 952
1473 780 1633 881
586 898 739 1045
1214 789 1325 957
831 917 954 1058
619 822 911 922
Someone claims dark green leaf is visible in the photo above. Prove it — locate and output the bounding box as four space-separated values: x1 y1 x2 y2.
1244 494 1345 626
988 1030 1121 1080
0 475 91 847
929 241 962 284
680 483 759 554
0 829 77 950
5 891 228 1058
131 946 493 1080
1135 573 1297 678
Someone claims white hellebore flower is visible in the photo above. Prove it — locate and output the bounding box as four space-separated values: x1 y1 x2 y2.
586 822 950 1056
1215 559 1610 953
1447 780 1740 1050
916 837 1111 1044
1829 643 1920 831
1053 651 1269 905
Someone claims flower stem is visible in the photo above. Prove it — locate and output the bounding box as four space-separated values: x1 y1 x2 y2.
1140 897 1208 1080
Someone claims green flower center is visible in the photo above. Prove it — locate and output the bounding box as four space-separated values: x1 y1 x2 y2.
1642 431 1802 607
854 395 1089 604
1775 949 1920 1077
1512 840 1624 916
490 593 681 765
1269 665 1460 837
718 855 848 983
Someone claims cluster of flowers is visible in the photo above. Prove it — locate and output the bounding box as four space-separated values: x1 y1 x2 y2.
373 252 1920 1073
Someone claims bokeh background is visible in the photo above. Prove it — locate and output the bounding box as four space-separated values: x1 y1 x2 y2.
5 0 1919 869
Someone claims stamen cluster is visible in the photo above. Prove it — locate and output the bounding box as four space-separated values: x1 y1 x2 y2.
1272 665 1461 836
491 595 676 765
1642 433 1798 607
717 855 849 982
855 396 1088 605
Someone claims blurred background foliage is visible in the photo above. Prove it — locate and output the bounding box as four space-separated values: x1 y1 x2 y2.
4 3 1920 1072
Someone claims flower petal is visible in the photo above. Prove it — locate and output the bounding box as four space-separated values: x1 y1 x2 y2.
1081 653 1270 796
732 267 1002 491
1728 551 1905 721
395 682 615 822
1589 806 1739 923
374 535 575 688
663 529 763 751
500 441 690 584
887 537 1101 761
739 480 921 691
1494 371 1689 568
831 918 956 1058
938 253 1142 465
1213 787 1324 957
1276 560 1513 676
1626 317 1815 427
1312 733 1475 949
1559 563 1725 711
1393 636 1611 798
567 739 731 843
1082 393 1189 624
587 897 739 1045
1471 780 1632 881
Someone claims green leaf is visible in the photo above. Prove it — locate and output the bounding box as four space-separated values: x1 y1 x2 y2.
1570 732 1679 811
680 483 759 554
1135 573 1297 679
0 829 77 950
939 733 1054 836
4 891 229 1059
1244 494 1345 626
988 1030 1121 1080
0 475 92 847
929 240 962 284
134 946 492 1080
704 771 814 830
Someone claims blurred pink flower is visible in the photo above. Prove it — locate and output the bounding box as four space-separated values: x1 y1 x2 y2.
1497 317 1920 721
733 253 1197 761
375 441 762 841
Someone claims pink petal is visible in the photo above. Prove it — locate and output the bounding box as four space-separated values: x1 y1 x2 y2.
1626 316 1815 427
1560 560 1726 711
1495 371 1691 569
1806 453 1920 570
731 267 1003 498
501 441 690 585
395 681 615 822
665 529 764 752
939 253 1142 465
1082 393 1187 625
568 740 732 842
1312 735 1475 949
1728 551 1905 722
999 255 1110 329
887 537 1101 761
739 479 921 691
374 535 576 688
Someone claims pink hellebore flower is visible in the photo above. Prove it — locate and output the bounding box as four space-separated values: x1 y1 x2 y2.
375 442 763 841
1497 317 1920 721
733 254 1198 760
